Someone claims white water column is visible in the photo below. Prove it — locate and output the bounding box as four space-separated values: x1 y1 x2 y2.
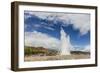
60 27 71 55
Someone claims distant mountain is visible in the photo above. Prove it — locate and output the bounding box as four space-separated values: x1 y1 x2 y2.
70 46 90 52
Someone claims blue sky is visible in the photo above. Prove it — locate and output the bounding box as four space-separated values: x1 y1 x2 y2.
24 11 90 50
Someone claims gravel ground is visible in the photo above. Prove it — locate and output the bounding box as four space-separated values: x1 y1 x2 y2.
24 53 90 61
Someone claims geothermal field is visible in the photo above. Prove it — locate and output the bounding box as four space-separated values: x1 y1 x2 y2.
24 50 90 61
24 28 90 62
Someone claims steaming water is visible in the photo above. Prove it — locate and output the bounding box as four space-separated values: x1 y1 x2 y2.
60 27 71 55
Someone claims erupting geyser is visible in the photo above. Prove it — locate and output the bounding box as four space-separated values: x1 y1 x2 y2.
60 27 71 55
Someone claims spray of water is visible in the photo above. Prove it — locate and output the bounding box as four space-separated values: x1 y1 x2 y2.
60 27 71 55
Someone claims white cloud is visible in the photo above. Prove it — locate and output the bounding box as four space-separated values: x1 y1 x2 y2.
24 24 28 29
71 45 90 52
25 11 90 35
43 26 55 31
33 24 41 28
68 14 90 35
24 14 32 19
25 11 52 19
81 45 90 52
25 31 60 50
